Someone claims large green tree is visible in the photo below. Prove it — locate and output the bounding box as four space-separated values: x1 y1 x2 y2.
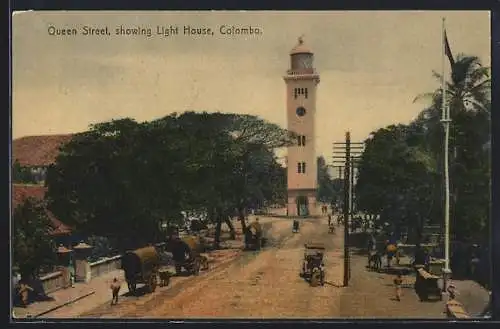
355 125 438 242
46 118 166 250
13 198 57 278
46 112 293 250
317 156 337 204
155 112 292 244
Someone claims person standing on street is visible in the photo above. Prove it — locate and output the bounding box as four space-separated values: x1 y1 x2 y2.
413 243 426 267
393 273 403 301
447 282 457 300
368 234 376 253
110 278 121 305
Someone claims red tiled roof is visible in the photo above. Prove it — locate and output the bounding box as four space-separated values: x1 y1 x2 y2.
12 184 72 236
12 134 74 167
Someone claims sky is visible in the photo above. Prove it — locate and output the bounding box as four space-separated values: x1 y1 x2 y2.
12 11 490 166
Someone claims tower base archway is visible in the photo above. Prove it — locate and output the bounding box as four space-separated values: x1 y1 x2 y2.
287 189 317 217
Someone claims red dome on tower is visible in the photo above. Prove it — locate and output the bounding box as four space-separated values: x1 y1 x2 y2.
290 35 313 55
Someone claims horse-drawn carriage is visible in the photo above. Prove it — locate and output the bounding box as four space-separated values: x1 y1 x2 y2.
292 220 300 233
122 246 162 294
300 243 326 287
168 236 209 276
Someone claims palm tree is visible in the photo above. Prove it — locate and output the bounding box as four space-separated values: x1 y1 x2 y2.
412 54 490 170
414 54 490 115
412 54 491 243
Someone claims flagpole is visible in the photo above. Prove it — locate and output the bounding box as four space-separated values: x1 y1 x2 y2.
441 17 452 296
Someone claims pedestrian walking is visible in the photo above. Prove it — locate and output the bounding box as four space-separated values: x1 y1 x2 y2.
110 278 121 305
386 236 397 268
413 243 426 267
328 214 332 226
393 273 403 301
70 272 75 288
447 282 457 300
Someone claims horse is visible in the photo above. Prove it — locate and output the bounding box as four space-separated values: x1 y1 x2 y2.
368 251 383 271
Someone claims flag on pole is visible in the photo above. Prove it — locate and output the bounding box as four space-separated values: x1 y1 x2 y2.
444 29 455 67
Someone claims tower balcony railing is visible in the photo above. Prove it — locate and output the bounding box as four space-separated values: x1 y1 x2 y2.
286 68 318 75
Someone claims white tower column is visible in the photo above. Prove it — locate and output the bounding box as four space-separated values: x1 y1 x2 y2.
283 36 320 217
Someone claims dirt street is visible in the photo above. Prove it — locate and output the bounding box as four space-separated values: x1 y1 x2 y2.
75 217 344 319
44 216 450 319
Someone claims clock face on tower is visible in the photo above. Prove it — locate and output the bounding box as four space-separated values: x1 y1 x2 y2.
296 107 307 117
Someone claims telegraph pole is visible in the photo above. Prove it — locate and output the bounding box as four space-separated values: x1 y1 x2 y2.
333 132 364 287
350 159 355 216
342 133 351 287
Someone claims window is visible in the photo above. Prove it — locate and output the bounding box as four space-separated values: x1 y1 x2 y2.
297 135 306 146
297 162 306 174
293 88 309 99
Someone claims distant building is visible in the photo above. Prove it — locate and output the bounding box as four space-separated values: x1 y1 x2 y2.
12 134 73 183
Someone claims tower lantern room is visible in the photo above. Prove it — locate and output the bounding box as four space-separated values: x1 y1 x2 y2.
289 36 316 74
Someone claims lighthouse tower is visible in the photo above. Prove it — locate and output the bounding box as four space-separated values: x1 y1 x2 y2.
284 36 320 217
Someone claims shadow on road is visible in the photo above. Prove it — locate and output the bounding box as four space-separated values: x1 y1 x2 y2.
325 281 344 288
124 286 150 297
173 271 195 277
383 283 415 289
352 248 368 256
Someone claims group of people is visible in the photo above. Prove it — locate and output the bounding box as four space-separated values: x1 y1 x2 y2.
14 280 34 308
367 234 402 267
12 274 54 308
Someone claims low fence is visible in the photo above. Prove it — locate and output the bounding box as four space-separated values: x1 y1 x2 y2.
90 255 122 278
40 271 65 294
39 255 122 294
